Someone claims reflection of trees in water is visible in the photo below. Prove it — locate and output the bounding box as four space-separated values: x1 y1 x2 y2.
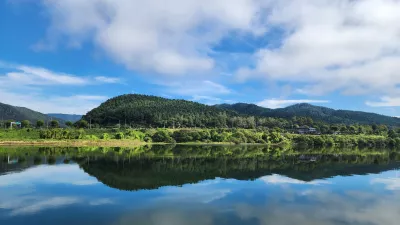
1 145 400 191
77 153 400 191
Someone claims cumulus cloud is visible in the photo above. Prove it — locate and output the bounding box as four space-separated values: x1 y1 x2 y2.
366 97 400 107
235 0 400 100
257 99 329 109
35 0 267 75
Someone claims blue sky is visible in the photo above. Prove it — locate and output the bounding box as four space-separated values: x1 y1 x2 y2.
1 0 400 115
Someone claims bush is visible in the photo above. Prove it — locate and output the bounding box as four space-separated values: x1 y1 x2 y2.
101 133 111 140
115 132 125 140
152 130 174 143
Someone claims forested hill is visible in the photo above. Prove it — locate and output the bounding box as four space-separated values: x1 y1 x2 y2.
83 94 238 127
84 94 400 128
0 102 64 124
215 103 400 126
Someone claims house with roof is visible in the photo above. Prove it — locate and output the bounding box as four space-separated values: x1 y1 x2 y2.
296 126 318 134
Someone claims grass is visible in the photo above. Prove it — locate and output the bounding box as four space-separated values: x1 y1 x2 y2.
0 139 145 147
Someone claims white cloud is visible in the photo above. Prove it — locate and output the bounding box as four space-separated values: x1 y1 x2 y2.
235 0 400 100
156 80 232 97
257 99 329 109
259 174 331 185
95 76 120 83
0 89 107 114
366 97 400 107
0 62 120 86
191 95 234 105
35 0 266 75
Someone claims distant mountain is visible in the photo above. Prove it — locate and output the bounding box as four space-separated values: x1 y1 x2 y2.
0 102 65 124
216 103 400 126
47 113 82 122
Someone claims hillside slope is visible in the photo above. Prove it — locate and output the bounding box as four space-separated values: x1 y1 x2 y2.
216 103 400 126
0 102 64 124
83 94 237 127
47 113 82 122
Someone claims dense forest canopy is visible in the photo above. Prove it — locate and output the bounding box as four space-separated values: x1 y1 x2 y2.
216 103 400 126
83 94 400 129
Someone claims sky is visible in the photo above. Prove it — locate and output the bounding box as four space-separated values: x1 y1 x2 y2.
1 0 400 115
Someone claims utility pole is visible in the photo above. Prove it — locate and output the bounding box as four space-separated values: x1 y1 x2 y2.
89 117 92 129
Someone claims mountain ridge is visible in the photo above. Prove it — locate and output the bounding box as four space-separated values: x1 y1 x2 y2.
47 113 82 122
215 102 400 126
0 102 65 124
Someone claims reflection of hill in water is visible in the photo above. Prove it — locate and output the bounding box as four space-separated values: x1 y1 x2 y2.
78 154 400 191
1 145 400 191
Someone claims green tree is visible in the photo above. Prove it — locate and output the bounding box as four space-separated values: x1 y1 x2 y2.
76 120 88 128
50 120 59 128
36 120 44 128
388 129 397 139
21 120 30 128
5 120 14 128
65 121 73 127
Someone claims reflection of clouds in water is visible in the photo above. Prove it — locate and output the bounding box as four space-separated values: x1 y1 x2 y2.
259 174 331 185
157 185 231 204
153 178 232 204
0 165 99 187
89 198 115 206
0 196 115 217
112 174 400 225
113 208 214 225
371 177 400 190
9 197 80 216
234 189 400 225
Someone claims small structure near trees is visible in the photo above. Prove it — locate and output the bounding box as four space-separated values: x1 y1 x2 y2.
10 121 22 129
296 125 318 134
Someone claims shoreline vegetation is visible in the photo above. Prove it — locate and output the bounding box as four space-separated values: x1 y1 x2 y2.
1 127 400 149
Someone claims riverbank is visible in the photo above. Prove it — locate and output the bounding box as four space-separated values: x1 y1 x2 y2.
1 128 400 148
0 139 145 147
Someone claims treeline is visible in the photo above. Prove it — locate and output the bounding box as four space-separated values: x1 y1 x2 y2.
289 134 400 148
80 94 400 130
37 128 288 145
31 127 400 148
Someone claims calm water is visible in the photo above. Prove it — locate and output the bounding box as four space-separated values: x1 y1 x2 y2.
0 145 399 225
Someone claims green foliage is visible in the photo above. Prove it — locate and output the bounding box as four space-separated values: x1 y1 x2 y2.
125 129 145 140
36 120 44 128
21 120 30 128
152 129 174 143
115 132 125 140
50 120 59 128
65 121 73 127
75 120 88 128
217 103 400 126
101 133 111 140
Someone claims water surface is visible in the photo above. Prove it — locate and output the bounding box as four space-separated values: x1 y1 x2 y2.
1 146 399 225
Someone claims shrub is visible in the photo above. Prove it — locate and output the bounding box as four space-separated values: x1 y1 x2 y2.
115 132 125 140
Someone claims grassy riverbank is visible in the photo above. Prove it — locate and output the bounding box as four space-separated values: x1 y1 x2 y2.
1 128 400 149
